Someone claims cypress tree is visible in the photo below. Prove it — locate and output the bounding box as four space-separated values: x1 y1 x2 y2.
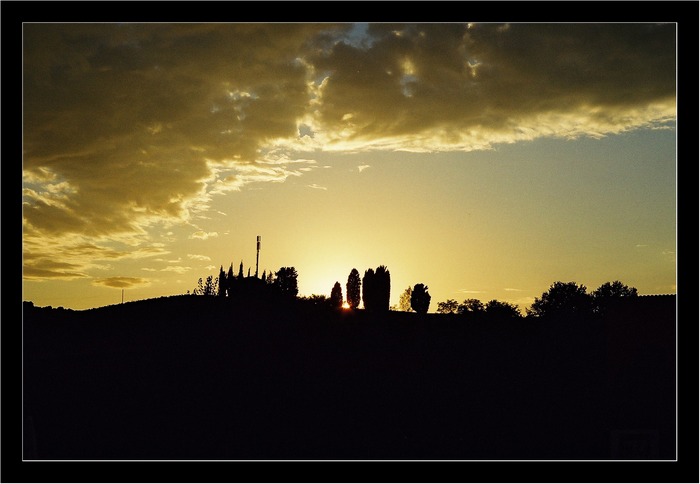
330 281 343 309
346 268 361 309
362 268 375 310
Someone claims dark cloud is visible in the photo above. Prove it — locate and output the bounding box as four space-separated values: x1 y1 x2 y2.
311 23 675 147
23 260 89 280
93 277 151 289
23 24 338 241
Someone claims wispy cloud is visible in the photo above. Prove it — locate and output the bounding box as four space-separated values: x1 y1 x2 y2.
189 231 218 240
22 235 169 281
504 288 524 292
358 165 371 173
160 266 192 274
187 254 211 261
457 289 485 294
23 263 89 280
307 184 328 190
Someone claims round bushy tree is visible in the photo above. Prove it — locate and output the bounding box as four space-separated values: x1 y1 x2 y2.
592 280 638 314
484 300 522 320
411 283 431 314
457 299 485 315
436 299 459 314
527 281 593 318
275 267 299 298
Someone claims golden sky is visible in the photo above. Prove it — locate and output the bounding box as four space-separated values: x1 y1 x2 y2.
22 23 676 311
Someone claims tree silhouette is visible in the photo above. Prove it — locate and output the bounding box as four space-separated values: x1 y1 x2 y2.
203 275 217 296
362 268 375 310
411 283 431 314
275 267 299 298
436 299 459 314
192 275 217 296
218 266 227 297
457 298 485 315
302 294 330 307
484 300 521 320
592 280 638 314
398 286 412 312
362 266 391 311
238 261 244 279
330 281 343 309
193 277 204 295
346 268 361 309
227 263 235 296
526 281 593 318
374 265 391 312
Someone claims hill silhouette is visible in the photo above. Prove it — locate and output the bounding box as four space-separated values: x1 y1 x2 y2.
23 294 675 460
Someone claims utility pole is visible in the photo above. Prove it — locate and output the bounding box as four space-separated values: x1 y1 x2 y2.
255 235 261 278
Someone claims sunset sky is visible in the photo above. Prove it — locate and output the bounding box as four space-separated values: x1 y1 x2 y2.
22 22 677 312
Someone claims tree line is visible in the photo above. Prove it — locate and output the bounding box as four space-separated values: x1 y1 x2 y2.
433 280 638 319
191 262 299 299
191 261 639 320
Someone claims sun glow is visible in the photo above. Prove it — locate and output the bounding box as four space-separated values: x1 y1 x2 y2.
342 302 351 309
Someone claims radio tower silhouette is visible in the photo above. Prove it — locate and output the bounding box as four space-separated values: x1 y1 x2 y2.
255 235 261 278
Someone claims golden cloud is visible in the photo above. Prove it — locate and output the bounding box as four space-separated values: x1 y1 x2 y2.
22 23 676 281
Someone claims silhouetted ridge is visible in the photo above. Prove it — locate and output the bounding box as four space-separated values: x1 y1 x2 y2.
22 290 675 460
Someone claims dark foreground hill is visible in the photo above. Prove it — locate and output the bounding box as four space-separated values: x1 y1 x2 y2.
22 295 675 460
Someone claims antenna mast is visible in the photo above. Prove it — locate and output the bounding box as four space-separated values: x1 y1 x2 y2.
255 235 261 278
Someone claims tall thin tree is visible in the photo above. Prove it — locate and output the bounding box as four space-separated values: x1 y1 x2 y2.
375 265 391 311
218 265 227 297
330 281 344 309
346 268 361 310
362 268 375 310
